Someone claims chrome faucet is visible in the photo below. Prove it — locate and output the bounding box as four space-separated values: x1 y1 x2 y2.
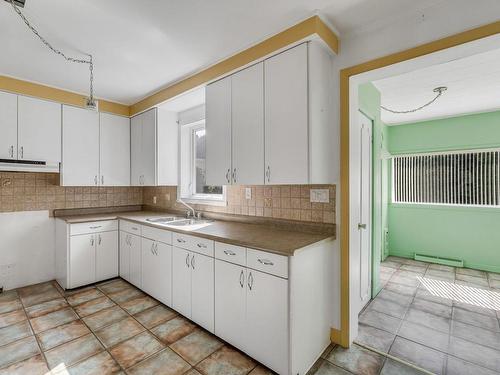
177 198 196 218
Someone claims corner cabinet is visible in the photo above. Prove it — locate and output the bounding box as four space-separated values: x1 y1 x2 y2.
131 107 178 186
205 40 335 185
61 105 130 186
55 219 119 289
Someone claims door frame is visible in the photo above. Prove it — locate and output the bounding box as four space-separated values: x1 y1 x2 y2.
337 21 500 347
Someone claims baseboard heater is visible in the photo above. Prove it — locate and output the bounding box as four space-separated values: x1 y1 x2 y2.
414 254 464 268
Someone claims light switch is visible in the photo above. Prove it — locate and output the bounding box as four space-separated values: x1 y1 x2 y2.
310 189 329 203
245 188 252 200
153 196 157 204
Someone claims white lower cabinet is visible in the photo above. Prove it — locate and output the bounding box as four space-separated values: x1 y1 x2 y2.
142 238 172 306
172 246 214 333
95 231 119 281
56 219 119 290
119 231 131 282
215 259 288 375
129 234 142 288
69 234 96 289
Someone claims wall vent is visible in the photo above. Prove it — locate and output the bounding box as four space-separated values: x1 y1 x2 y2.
414 254 463 268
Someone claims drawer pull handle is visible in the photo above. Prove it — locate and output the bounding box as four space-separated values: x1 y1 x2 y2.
131 227 139 231
258 259 274 266
177 238 186 243
197 243 207 248
224 250 236 256
191 254 195 269
89 226 102 229
186 253 190 268
239 270 244 288
248 272 253 290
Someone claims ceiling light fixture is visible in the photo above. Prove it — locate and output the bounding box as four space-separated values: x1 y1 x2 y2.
381 86 447 114
7 0 98 110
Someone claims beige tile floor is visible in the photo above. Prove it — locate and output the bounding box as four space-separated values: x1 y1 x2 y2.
354 256 500 375
0 276 433 375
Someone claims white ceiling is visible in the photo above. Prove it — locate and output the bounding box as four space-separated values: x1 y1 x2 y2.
0 0 446 104
373 47 500 124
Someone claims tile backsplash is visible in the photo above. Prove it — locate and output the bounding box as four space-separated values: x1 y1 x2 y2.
144 185 336 224
0 172 336 224
0 172 142 213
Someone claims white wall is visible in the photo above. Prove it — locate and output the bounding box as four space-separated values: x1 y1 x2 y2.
329 0 500 334
0 211 55 290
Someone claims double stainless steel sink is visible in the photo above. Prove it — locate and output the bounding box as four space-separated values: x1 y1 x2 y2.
146 216 213 227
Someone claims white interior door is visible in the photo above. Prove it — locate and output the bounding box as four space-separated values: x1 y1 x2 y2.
352 111 373 315
231 62 265 185
0 91 18 160
100 113 130 186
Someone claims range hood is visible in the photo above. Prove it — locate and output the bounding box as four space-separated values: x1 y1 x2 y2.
0 159 60 173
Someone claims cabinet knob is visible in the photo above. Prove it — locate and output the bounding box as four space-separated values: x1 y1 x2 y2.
225 169 230 184
239 270 244 288
191 254 195 269
9 145 14 158
101 175 104 185
266 166 271 182
185 253 190 268
247 271 253 290
19 146 24 159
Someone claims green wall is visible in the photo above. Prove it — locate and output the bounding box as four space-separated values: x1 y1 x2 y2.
388 110 500 273
359 83 390 296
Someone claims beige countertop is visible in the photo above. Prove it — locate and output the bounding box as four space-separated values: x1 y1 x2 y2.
58 211 334 256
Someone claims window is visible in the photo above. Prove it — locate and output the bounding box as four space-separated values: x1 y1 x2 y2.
392 149 500 206
180 120 225 204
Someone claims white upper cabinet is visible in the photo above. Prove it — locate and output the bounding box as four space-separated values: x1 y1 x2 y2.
232 63 265 185
131 107 176 187
205 41 335 186
61 105 100 186
100 113 130 186
0 91 17 160
206 77 232 186
18 96 61 163
264 44 309 184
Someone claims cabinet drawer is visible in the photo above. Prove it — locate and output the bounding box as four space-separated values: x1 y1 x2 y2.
173 233 214 257
215 242 246 266
142 225 172 244
247 248 288 279
70 220 118 236
120 220 142 236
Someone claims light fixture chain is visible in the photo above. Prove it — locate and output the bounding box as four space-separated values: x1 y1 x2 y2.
381 87 447 114
9 0 95 104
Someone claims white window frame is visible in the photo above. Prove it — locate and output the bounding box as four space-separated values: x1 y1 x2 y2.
178 119 226 206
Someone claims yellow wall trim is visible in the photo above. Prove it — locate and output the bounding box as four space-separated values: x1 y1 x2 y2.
0 75 130 116
330 328 342 345
339 21 500 348
130 15 339 115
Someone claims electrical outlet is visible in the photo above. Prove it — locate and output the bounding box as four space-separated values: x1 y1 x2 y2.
153 196 157 204
245 188 252 200
310 189 329 203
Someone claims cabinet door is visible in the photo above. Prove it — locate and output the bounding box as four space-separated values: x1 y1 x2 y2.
130 114 142 186
129 234 142 288
141 108 157 186
61 105 99 186
215 260 246 347
18 96 61 163
264 44 309 184
69 234 96 288
246 270 289 375
172 247 192 318
143 240 173 306
0 91 18 160
100 113 130 186
232 63 265 185
119 231 131 282
95 231 119 282
191 253 215 332
206 77 232 186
